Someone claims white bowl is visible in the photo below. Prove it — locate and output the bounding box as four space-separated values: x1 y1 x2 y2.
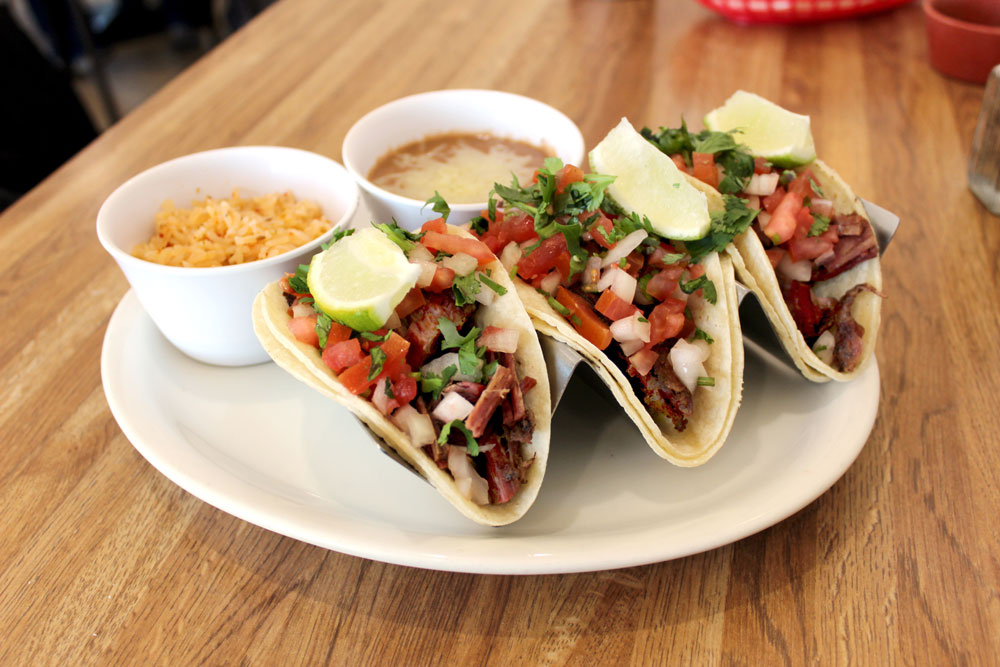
342 89 585 231
96 146 359 366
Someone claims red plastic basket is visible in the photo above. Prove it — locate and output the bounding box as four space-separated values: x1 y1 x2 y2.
695 0 915 24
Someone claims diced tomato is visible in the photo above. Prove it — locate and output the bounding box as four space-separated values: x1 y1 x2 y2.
420 231 495 266
687 263 705 280
587 213 616 250
555 286 613 350
595 289 639 321
323 338 365 373
658 296 687 314
763 191 804 245
555 164 584 194
670 154 689 173
793 205 815 240
817 227 839 246
783 280 825 338
497 211 537 245
648 243 682 269
326 321 353 346
479 230 504 254
629 348 659 376
648 302 686 344
766 248 786 269
517 234 568 279
287 315 319 348
787 236 833 263
691 152 719 189
420 217 447 234
391 374 418 405
338 357 374 395
394 287 426 320
754 157 772 174
358 328 388 352
762 187 787 213
424 266 455 292
378 331 411 379
622 250 645 277
645 270 679 301
787 170 816 199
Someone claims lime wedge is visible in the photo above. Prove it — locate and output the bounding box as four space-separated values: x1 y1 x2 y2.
589 117 711 241
307 226 421 331
703 90 816 167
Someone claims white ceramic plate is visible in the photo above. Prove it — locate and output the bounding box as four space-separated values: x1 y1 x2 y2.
101 290 878 574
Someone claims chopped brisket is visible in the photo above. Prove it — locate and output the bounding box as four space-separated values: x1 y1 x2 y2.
813 219 878 282
403 292 474 368
481 434 523 504
628 351 693 432
830 283 882 372
465 364 515 437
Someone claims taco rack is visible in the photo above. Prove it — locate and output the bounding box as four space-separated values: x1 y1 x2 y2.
364 200 900 477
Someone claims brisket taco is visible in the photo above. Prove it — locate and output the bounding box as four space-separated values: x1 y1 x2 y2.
470 120 743 467
641 91 883 382
252 220 550 526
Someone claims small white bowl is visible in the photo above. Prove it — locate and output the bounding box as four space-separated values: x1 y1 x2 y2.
97 146 359 366
342 89 585 230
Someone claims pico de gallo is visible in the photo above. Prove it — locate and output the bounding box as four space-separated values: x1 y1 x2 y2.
471 158 743 432
641 122 881 373
279 219 539 506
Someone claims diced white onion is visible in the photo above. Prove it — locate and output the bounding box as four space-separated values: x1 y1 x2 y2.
619 338 646 357
539 270 561 295
610 312 651 343
745 194 761 210
441 252 478 277
744 172 780 196
372 377 394 415
478 326 519 353
601 229 647 268
758 210 772 229
581 256 602 289
777 252 813 282
422 352 481 382
810 198 834 218
500 242 522 271
448 445 489 505
432 391 475 422
473 276 497 306
813 330 835 366
291 302 314 318
415 261 437 288
596 266 637 303
669 339 710 393
408 244 435 263
392 406 436 447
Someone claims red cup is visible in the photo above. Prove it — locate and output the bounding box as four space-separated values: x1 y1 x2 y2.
924 0 1000 84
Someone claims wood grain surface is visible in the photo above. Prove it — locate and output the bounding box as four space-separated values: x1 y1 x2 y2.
2 0 999 663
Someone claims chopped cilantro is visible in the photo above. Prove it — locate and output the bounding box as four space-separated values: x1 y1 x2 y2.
814 345 828 353
373 221 422 253
692 327 714 344
315 312 333 348
808 213 831 237
437 317 483 376
809 177 825 198
452 272 481 306
478 272 507 296
684 195 759 263
422 191 450 221
289 264 310 294
641 122 754 194
618 257 627 268
481 359 499 381
546 295 572 317
360 330 391 342
438 420 480 456
367 347 386 381
696 376 715 387
570 314 582 327
680 275 718 304
468 215 489 235
383 381 394 399
420 365 457 400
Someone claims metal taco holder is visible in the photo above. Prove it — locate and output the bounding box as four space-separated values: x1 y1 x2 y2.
365 199 900 478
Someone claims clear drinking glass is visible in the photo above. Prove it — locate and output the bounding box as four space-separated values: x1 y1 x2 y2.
968 64 1000 215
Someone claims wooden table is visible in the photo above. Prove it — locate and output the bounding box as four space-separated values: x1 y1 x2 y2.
3 0 998 662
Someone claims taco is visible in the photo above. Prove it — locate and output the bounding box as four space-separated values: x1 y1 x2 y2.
641 93 883 382
470 132 743 467
252 220 551 526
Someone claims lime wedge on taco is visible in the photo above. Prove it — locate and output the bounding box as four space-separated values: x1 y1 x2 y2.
703 90 816 168
589 117 711 241
307 226 421 331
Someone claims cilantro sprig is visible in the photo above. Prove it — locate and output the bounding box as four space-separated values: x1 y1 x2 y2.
640 121 756 195
683 195 759 263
